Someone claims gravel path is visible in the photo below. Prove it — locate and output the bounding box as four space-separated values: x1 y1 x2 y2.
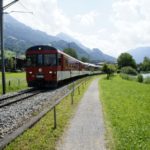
57 78 106 150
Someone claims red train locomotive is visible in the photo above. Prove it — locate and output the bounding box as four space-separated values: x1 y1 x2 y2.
25 45 100 87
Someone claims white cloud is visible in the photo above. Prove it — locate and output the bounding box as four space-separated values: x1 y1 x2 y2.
110 0 150 53
73 0 150 56
75 11 99 26
5 0 70 35
4 0 150 57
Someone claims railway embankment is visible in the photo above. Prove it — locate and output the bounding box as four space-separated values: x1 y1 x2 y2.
1 77 93 150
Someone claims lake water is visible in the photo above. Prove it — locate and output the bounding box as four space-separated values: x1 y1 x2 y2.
142 73 150 78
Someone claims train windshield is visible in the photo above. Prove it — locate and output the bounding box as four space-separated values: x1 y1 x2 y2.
26 54 57 66
26 55 36 66
44 54 56 66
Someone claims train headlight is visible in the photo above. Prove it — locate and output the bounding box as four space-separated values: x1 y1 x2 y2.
29 71 32 74
49 71 52 74
38 68 42 72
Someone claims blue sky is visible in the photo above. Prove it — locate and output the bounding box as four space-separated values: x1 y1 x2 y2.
4 0 150 57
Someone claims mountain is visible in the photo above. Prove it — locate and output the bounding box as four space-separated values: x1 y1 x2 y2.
51 40 89 59
128 47 150 63
4 15 60 52
56 32 92 53
56 33 116 62
90 48 116 63
4 15 116 63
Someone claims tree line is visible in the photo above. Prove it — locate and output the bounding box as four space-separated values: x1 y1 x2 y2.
102 52 150 79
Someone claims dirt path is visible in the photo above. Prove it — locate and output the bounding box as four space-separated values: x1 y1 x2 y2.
57 78 106 150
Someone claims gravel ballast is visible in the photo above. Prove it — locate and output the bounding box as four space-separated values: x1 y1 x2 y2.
0 86 69 139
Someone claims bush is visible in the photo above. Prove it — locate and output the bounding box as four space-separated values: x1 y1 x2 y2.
144 77 150 84
120 73 130 80
120 73 136 81
137 74 143 83
121 66 137 75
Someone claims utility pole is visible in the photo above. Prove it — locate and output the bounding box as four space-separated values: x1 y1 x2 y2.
0 0 5 94
0 0 19 94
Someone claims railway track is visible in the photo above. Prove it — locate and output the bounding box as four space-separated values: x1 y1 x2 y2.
0 89 44 108
0 88 35 101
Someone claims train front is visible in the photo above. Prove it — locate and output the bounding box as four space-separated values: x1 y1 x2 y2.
25 45 60 88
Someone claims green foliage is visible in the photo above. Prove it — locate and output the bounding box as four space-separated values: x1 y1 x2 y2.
142 57 150 71
81 57 89 62
137 74 143 83
120 73 136 81
120 66 137 75
4 50 15 58
102 64 116 79
144 77 150 84
117 53 136 69
99 76 150 149
63 48 78 59
6 57 15 71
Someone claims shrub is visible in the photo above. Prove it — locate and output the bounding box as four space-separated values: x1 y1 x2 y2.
120 73 136 81
120 66 137 75
144 77 150 84
137 74 143 83
120 73 130 80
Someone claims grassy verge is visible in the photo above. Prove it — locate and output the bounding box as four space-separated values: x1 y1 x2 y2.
0 72 27 94
99 75 150 149
4 77 93 150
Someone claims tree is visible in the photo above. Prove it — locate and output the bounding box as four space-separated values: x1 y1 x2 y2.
102 64 116 79
81 57 89 62
63 48 78 59
142 57 150 71
117 53 136 69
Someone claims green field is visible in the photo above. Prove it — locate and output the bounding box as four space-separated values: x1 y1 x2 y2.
99 75 150 149
0 72 27 94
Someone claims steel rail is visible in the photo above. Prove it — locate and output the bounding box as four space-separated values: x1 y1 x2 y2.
0 88 37 101
0 90 43 108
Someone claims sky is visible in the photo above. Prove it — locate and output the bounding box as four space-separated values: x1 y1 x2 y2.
4 0 150 57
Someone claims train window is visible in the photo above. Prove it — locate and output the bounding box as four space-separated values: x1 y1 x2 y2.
37 54 43 66
58 54 61 65
44 54 56 66
26 55 36 66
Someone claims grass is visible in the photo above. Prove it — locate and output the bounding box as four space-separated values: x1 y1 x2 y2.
0 72 27 94
4 77 93 150
99 75 150 150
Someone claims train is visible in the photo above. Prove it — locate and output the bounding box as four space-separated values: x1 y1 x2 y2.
25 45 101 87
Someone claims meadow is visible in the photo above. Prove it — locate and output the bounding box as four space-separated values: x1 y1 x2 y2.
99 75 150 149
0 72 27 94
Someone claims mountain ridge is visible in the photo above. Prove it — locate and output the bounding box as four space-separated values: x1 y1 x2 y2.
4 15 116 63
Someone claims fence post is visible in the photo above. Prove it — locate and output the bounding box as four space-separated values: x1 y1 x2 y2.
53 106 57 129
78 86 80 95
18 79 20 86
8 80 11 87
73 81 75 96
71 90 74 105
